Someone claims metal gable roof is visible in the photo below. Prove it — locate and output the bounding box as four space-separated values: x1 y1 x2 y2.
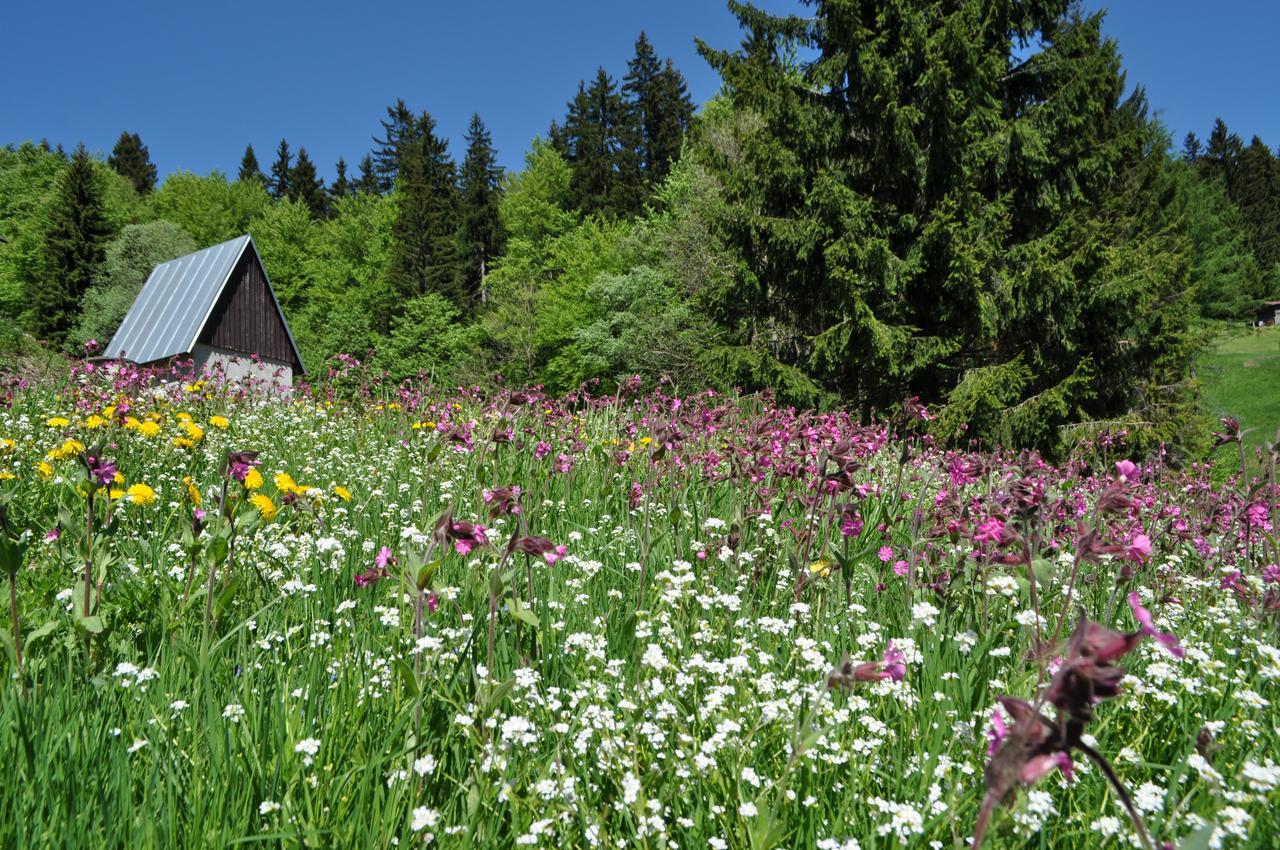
103 234 305 373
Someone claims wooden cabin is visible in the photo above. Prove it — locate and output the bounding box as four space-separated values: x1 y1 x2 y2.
103 235 304 386
1256 300 1280 327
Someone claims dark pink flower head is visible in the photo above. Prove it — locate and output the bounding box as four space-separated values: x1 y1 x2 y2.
226 450 261 484
1127 532 1152 562
1245 503 1270 529
512 535 568 565
1128 593 1184 659
451 522 488 555
45 527 60 542
1115 459 1138 481
534 441 552 460
893 559 909 577
483 486 523 518
877 546 894 563
880 642 906 682
83 454 117 488
1263 564 1280 585
827 642 905 688
973 517 1008 547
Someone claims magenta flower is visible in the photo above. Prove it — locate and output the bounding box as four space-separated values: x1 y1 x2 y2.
1245 503 1270 529
375 546 394 569
893 559 909 577
1115 459 1138 481
877 546 894 563
511 536 568 565
973 517 1007 546
826 641 905 688
1126 593 1184 659
1127 532 1152 562
1263 565 1280 585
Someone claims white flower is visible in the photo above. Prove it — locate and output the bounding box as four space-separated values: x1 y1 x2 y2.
911 602 940 628
222 703 245 722
738 802 758 818
411 806 439 832
295 737 321 766
127 738 148 753
259 800 281 816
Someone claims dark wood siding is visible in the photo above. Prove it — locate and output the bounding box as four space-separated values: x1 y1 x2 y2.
197 249 301 371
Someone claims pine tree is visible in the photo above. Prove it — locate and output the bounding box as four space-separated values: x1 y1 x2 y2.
270 139 292 200
28 145 115 346
457 113 506 305
107 131 157 195
1232 136 1280 284
289 147 327 216
695 2 1195 451
238 144 266 185
356 154 379 194
1182 132 1201 163
1200 118 1242 191
387 111 461 304
1175 163 1264 318
560 69 637 217
623 33 694 188
329 157 352 205
372 99 417 193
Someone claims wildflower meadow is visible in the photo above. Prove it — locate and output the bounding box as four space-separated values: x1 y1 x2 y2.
0 364 1277 850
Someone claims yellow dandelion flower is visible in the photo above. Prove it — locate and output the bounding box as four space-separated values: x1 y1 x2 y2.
274 472 300 495
333 485 352 502
0 470 14 481
102 405 116 419
176 412 193 423
182 421 204 441
809 559 833 578
47 439 85 461
209 415 230 430
84 415 107 429
137 421 162 439
37 461 54 480
0 438 14 452
127 483 157 506
249 493 277 520
109 488 125 500
113 471 124 484
46 416 70 428
184 477 201 506
172 437 195 449
244 468 264 490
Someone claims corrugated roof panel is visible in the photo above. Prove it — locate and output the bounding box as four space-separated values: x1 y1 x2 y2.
104 235 250 364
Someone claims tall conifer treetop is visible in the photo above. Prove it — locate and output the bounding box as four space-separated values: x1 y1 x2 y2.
107 131 157 195
695 0 1196 451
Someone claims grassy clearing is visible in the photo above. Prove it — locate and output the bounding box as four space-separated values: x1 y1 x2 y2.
1197 324 1280 458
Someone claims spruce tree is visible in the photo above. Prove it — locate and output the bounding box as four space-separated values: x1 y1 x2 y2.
330 157 352 205
623 33 694 187
561 69 636 217
457 113 505 305
238 144 266 185
28 145 115 347
695 2 1195 451
270 139 292 200
372 99 417 194
289 147 327 216
107 131 157 195
356 154 379 194
1200 118 1242 192
1182 132 1201 163
387 111 461 304
1233 136 1280 284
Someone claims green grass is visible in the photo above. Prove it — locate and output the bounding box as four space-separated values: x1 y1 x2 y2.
1197 324 1280 457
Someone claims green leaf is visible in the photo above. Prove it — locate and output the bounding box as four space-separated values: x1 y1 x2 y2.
1178 824 1216 850
75 615 104 634
509 596 539 628
394 658 419 697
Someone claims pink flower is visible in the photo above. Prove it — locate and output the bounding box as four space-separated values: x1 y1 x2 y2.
877 546 894 563
1127 592 1184 659
1263 564 1280 585
375 546 394 569
973 517 1007 546
893 559 909 577
426 593 439 614
534 441 552 460
987 710 1008 756
1245 503 1270 529
1127 532 1152 562
1115 459 1138 481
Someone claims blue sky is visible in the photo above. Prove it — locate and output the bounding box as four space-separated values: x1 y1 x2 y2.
2 1 1276 181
